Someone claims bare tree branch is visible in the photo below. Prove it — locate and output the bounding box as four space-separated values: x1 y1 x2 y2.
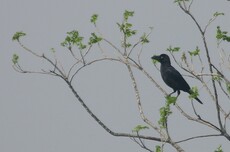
176 134 222 143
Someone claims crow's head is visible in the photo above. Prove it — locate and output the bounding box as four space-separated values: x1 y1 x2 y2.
151 54 171 65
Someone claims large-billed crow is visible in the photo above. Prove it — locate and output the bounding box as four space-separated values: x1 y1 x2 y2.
152 54 203 104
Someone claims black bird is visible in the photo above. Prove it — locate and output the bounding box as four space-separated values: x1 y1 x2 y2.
151 54 203 104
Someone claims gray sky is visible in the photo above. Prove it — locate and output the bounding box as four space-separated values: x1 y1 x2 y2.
1 0 230 152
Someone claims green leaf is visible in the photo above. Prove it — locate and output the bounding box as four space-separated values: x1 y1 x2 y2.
117 10 137 48
216 26 222 40
166 95 177 105
132 125 149 132
88 33 102 45
214 145 223 152
125 28 136 37
216 26 230 42
212 75 222 81
181 52 186 61
123 10 134 21
158 106 171 128
50 48 56 53
140 33 150 44
126 43 132 48
174 0 189 3
213 12 224 17
188 46 200 56
166 46 180 52
12 54 19 64
90 14 98 25
189 87 199 100
117 23 124 31
79 43 87 50
61 30 86 50
158 98 173 128
121 42 132 48
12 31 26 41
155 145 162 152
125 23 132 28
226 82 230 94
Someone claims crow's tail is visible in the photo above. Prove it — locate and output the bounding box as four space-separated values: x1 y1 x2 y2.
195 97 203 104
187 90 203 104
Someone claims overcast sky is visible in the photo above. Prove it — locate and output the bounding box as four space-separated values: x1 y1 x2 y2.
1 0 230 152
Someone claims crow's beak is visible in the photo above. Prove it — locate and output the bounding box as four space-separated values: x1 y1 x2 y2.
151 55 160 61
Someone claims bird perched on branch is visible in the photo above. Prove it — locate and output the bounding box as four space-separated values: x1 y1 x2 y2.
151 54 203 104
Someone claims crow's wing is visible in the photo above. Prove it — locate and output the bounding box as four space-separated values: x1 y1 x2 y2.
160 65 190 92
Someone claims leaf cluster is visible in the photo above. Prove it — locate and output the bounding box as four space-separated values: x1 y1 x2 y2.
140 33 150 44
226 82 230 94
158 105 171 128
214 145 223 152
132 125 149 133
155 145 162 152
216 26 230 42
12 31 26 41
117 10 137 48
123 10 134 21
90 14 98 25
61 30 86 50
117 22 136 38
88 33 102 45
166 46 180 52
188 46 200 56
213 12 224 17
12 54 19 64
212 75 222 81
158 96 176 128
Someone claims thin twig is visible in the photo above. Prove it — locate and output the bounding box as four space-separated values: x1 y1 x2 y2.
175 104 220 132
130 137 154 152
176 134 222 143
191 100 201 119
70 57 122 83
103 38 123 55
18 40 42 57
